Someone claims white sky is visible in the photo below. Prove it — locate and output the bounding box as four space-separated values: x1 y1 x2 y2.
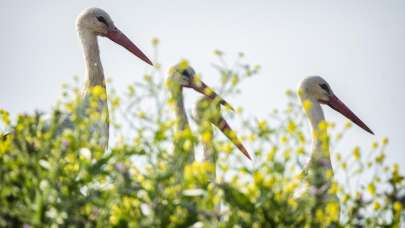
0 0 404 173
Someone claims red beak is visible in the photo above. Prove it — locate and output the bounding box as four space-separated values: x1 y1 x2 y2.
324 95 374 135
106 28 153 66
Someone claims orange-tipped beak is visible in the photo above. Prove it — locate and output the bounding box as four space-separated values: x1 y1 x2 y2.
106 28 153 66
213 114 252 160
323 95 374 134
187 78 235 111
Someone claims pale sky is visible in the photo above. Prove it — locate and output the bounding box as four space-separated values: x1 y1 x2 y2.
0 0 404 173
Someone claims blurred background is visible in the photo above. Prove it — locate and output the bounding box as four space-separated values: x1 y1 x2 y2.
0 0 404 172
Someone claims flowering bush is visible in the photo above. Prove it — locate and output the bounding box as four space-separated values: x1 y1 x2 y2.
0 40 403 227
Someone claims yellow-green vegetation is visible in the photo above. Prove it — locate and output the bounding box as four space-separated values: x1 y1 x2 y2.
0 40 403 227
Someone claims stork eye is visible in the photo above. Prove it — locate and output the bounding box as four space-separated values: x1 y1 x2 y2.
319 83 331 94
96 16 108 26
181 69 193 78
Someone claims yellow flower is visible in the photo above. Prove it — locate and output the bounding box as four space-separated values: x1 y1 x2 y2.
392 163 403 184
253 171 264 184
280 136 288 144
393 201 402 212
353 147 361 160
329 182 339 194
143 74 152 82
178 59 189 71
220 163 229 172
287 198 298 209
109 204 121 225
376 153 385 164
341 162 347 170
264 177 275 188
285 181 298 194
303 99 313 111
326 170 333 178
287 120 297 133
393 163 399 175
258 120 268 131
372 141 379 150
318 121 328 131
0 110 10 126
91 85 106 99
297 131 306 145
137 111 146 119
184 161 214 184
154 63 161 70
151 37 160 46
325 202 340 222
201 131 212 144
285 89 294 97
382 137 389 145
64 163 79 173
342 194 350 203
344 121 352 129
267 146 277 161
368 183 376 196
111 97 121 108
296 146 304 155
213 49 223 56
297 88 304 97
231 75 239 85
182 140 193 151
247 183 259 199
247 134 256 142
315 209 324 222
373 201 381 210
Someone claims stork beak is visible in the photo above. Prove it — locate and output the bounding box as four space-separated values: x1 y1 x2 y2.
212 114 252 160
324 95 374 134
106 28 153 66
188 78 235 111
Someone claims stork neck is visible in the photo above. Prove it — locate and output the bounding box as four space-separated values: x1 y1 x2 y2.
195 108 216 163
301 96 332 171
195 99 217 180
201 126 217 180
171 86 190 131
78 29 106 90
169 85 195 164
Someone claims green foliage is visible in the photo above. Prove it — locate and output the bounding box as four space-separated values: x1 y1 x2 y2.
0 40 404 227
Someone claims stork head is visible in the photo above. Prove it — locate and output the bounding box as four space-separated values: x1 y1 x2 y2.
298 76 374 134
76 7 152 65
167 63 234 110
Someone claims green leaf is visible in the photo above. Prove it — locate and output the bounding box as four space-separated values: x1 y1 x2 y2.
220 183 255 213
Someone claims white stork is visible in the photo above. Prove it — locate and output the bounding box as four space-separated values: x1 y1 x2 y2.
295 75 373 218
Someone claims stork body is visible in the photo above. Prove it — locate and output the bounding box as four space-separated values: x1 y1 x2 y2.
296 76 374 218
